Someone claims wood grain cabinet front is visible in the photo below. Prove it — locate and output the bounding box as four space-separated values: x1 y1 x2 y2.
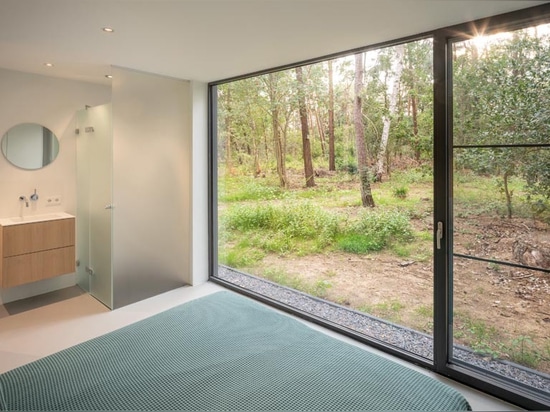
0 218 76 288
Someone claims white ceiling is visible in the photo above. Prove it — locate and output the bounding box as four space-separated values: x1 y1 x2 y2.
0 0 548 85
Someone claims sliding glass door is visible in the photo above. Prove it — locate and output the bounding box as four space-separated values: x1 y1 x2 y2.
213 38 435 362
449 22 550 400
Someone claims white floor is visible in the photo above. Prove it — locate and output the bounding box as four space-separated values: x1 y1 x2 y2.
0 282 522 411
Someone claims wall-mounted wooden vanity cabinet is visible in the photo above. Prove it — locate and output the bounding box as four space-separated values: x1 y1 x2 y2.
0 215 75 288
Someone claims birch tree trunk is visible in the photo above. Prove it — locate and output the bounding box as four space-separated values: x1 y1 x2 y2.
376 44 405 182
354 53 376 207
268 73 287 188
296 66 315 187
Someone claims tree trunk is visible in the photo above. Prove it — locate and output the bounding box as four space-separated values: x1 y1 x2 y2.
411 93 420 162
249 115 262 177
328 60 336 171
268 73 287 188
314 108 326 157
354 53 375 208
224 87 233 176
376 44 405 182
296 66 315 187
503 170 513 219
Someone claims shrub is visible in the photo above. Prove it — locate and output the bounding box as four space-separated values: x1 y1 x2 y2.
221 201 340 254
336 233 385 253
337 161 358 175
392 186 409 199
337 209 414 254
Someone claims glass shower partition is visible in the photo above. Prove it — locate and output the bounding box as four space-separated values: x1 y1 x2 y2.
76 103 113 308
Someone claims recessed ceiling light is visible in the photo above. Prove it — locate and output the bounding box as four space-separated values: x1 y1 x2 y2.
43 62 54 67
102 27 114 33
105 75 113 79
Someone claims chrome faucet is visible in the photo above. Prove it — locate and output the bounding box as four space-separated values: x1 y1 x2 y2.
19 195 29 207
30 189 39 202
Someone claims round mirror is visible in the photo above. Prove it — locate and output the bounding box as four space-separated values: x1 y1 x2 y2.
1 123 60 170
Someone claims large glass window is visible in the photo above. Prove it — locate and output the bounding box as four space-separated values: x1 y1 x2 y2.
451 23 550 397
214 39 434 360
209 5 550 408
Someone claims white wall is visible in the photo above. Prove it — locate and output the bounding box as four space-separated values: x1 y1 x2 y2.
0 69 111 304
191 81 209 285
111 67 192 308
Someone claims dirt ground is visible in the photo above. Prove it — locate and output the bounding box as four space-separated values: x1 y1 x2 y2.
257 215 550 373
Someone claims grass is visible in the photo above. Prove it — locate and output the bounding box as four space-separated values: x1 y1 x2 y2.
218 176 284 202
336 209 414 253
503 336 543 369
453 171 540 220
218 243 265 268
454 312 548 369
259 268 333 299
358 300 406 323
415 304 433 318
412 304 435 333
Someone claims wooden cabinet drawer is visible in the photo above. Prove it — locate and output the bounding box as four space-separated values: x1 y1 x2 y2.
2 219 75 257
2 246 75 288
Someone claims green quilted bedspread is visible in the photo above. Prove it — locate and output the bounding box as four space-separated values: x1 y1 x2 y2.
0 291 471 410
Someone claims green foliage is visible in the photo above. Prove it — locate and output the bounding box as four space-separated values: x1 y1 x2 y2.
457 315 501 358
336 160 358 175
453 29 550 217
390 244 411 258
454 172 543 220
415 305 433 318
221 201 340 254
358 300 406 323
454 312 547 369
391 166 433 185
337 209 414 254
526 194 550 224
218 236 265 268
392 186 409 199
337 233 383 254
219 247 264 268
219 179 283 202
503 336 543 369
259 268 333 299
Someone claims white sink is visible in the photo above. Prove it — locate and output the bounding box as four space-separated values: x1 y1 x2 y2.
0 212 74 226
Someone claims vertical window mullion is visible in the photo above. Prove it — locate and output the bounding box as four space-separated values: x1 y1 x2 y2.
208 84 219 279
432 30 451 373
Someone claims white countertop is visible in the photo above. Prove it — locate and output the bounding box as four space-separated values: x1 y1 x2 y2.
0 212 75 226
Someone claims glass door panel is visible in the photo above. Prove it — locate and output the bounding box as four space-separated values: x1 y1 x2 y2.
215 38 434 360
451 26 550 395
76 104 113 308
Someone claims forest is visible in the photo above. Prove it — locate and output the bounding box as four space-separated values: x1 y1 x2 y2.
216 26 550 378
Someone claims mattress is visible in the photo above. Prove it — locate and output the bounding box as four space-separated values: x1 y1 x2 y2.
0 291 471 410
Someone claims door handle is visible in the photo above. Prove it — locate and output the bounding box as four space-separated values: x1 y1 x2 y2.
104 204 113 209
436 221 444 250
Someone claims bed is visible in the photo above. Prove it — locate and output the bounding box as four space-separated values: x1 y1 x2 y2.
0 291 471 410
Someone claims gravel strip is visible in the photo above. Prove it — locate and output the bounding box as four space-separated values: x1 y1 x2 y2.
217 265 550 393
